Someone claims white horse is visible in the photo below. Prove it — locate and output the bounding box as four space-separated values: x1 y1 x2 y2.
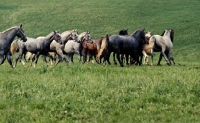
152 29 175 65
142 31 154 65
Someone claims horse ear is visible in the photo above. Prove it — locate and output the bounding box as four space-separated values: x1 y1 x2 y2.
20 24 22 28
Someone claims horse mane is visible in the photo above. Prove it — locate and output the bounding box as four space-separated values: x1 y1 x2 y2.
160 30 165 36
160 29 174 43
1 26 18 33
118 29 128 35
170 29 174 43
131 28 145 36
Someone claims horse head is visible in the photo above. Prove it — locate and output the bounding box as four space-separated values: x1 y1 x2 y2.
70 29 78 41
132 29 146 46
78 31 93 43
118 29 128 35
145 31 151 44
53 31 62 44
16 24 27 42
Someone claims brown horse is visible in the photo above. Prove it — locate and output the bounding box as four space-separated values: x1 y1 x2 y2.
81 36 106 63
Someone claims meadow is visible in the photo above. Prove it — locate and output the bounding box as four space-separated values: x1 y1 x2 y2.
0 0 200 122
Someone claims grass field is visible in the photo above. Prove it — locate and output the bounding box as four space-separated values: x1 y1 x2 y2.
0 0 200 122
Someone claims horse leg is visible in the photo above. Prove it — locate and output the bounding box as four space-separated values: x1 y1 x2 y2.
41 55 49 66
150 49 154 65
142 50 147 64
139 54 143 66
14 50 24 67
113 53 117 65
33 54 40 67
71 54 74 63
125 54 129 66
158 47 170 65
157 53 163 65
45 53 54 66
56 49 68 66
77 53 82 63
116 52 123 67
0 55 6 65
5 52 13 68
168 50 175 65
120 54 124 65
82 50 87 64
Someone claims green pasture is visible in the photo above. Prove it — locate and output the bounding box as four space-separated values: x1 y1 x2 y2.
0 0 200 122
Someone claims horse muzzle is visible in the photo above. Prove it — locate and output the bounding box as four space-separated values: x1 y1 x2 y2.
21 37 27 42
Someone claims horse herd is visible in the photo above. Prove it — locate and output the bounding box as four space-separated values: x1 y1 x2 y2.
0 24 175 68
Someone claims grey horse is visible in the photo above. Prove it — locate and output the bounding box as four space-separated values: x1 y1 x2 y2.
63 31 93 63
152 29 175 65
14 31 61 67
0 24 27 68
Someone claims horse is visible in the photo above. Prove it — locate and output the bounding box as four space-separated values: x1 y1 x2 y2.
0 24 27 68
142 35 156 65
113 29 129 65
152 29 175 65
63 31 92 63
142 31 154 65
97 29 146 67
37 29 78 65
81 36 106 64
13 31 61 67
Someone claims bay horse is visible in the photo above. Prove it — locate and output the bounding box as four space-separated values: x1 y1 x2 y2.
13 31 61 67
0 24 27 68
97 29 146 67
81 36 106 64
152 29 175 65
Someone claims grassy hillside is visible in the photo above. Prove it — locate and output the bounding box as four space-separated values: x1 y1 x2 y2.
1 0 200 63
0 0 200 122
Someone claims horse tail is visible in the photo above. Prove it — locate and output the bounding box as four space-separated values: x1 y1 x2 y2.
96 35 109 59
26 52 34 61
97 43 100 53
10 40 18 55
49 52 56 59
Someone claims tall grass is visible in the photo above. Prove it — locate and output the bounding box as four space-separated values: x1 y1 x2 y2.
0 0 200 122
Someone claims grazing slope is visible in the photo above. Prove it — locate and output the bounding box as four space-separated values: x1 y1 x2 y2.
0 0 200 122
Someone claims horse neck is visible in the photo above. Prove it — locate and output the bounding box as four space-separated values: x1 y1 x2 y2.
162 32 172 43
1 27 18 44
61 31 71 43
78 32 86 41
44 32 55 44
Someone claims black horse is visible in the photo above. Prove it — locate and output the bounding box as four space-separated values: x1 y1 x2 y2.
102 29 146 67
113 29 129 65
